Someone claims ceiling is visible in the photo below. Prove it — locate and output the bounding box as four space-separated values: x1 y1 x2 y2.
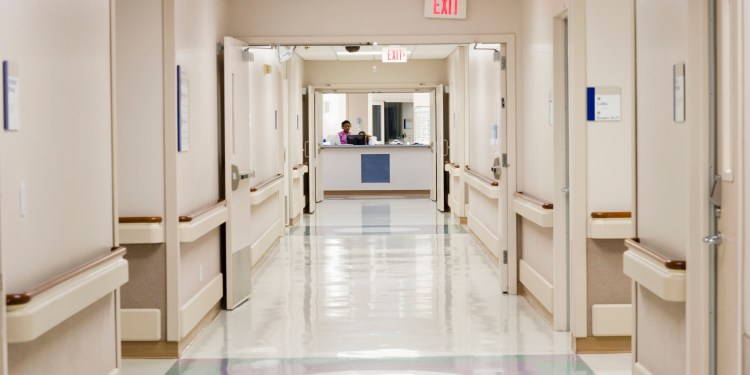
293 44 458 61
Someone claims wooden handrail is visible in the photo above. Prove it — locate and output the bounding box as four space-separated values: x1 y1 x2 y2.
625 238 685 270
292 163 307 170
179 199 226 223
591 211 632 219
6 247 127 306
119 217 162 224
464 166 498 186
514 192 553 210
250 174 284 192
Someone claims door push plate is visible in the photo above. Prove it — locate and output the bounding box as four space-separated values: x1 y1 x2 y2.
232 165 255 191
491 157 502 180
231 165 241 191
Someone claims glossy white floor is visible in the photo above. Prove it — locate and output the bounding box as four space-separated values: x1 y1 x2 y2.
123 197 631 374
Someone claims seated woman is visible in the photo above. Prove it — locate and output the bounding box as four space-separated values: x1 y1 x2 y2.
338 120 352 144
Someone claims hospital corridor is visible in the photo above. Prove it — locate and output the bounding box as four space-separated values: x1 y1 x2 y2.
2 0 750 374
122 197 628 374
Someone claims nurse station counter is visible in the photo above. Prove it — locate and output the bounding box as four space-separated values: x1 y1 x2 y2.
320 144 431 194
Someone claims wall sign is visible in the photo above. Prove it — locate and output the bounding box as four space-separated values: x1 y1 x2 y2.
3 61 20 131
424 0 466 19
382 47 408 63
177 65 190 152
586 87 621 122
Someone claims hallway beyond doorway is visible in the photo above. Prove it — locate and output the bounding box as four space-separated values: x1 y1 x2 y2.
123 198 628 374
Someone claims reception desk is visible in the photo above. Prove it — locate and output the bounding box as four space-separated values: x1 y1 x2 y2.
320 145 432 193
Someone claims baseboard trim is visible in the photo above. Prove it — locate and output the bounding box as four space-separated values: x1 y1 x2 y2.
122 341 178 359
519 259 554 313
518 284 553 327
178 302 221 355
574 336 632 354
122 302 221 359
467 212 500 259
250 219 283 268
632 362 654 375
180 274 223 339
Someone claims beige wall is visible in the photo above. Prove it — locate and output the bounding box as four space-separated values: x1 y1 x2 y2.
226 0 521 41
116 0 165 216
304 60 447 86
1 1 118 372
585 0 634 214
174 0 228 304
517 0 565 201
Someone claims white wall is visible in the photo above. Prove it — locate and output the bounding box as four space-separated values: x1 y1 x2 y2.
1 0 114 293
517 0 565 201
305 60 447 86
174 0 228 296
226 0 521 41
585 0 634 215
116 0 165 216
1 1 117 373
175 0 226 214
322 93 347 139
347 93 369 133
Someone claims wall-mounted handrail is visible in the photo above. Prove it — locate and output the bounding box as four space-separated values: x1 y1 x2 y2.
179 200 226 222
514 192 553 209
119 217 163 223
589 212 634 239
250 174 283 192
464 166 498 186
513 191 553 227
625 238 685 270
591 212 632 219
6 247 127 306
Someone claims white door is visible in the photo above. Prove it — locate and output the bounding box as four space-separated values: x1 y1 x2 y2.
433 86 446 210
302 87 316 213
496 47 509 292
223 36 253 309
312 89 323 204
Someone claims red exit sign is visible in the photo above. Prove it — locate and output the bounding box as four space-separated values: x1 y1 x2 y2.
424 0 466 19
382 47 408 63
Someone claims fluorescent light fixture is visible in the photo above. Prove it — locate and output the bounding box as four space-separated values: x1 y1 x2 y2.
278 46 296 62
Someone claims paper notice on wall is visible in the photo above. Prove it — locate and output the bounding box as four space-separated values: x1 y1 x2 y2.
177 66 190 152
490 123 499 146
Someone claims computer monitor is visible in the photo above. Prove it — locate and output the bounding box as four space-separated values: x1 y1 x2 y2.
346 134 366 145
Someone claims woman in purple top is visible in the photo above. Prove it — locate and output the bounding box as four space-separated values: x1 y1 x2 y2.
338 120 351 144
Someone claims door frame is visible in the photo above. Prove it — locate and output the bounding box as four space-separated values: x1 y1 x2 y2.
552 10 571 332
250 33 518 292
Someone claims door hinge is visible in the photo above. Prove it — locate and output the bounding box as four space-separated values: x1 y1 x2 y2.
710 174 722 206
501 153 509 167
500 56 507 70
501 98 506 109
503 250 508 265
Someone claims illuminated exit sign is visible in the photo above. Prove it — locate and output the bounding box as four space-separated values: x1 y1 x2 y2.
382 47 408 63
424 0 466 19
